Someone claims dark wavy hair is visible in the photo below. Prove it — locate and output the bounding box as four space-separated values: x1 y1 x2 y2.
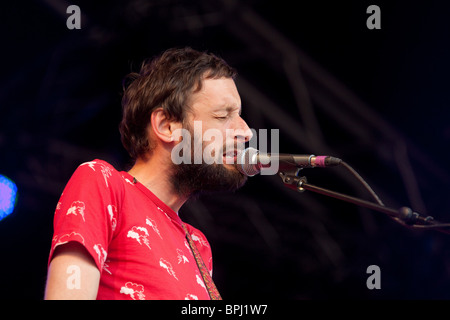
119 47 237 160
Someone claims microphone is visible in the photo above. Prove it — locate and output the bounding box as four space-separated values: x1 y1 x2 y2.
237 147 342 176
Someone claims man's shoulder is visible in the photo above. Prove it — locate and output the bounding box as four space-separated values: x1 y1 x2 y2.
70 159 123 186
78 159 117 171
183 223 211 249
75 159 123 175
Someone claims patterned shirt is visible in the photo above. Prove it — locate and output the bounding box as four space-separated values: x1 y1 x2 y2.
48 160 213 300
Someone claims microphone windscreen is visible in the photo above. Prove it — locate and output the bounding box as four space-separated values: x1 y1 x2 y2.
237 147 260 177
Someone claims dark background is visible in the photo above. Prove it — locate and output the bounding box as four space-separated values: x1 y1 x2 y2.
1 0 450 300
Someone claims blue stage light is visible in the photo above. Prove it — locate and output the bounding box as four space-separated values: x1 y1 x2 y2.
0 174 18 221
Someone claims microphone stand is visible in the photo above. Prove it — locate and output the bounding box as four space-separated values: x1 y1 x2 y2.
278 171 450 235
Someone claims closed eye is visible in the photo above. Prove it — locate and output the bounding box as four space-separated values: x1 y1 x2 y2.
215 116 228 120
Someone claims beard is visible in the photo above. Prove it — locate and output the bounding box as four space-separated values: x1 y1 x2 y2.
172 161 247 198
170 127 247 198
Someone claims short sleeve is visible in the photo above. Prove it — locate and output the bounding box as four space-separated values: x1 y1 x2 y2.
48 160 121 273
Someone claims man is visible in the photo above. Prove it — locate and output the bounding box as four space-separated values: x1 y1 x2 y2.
44 47 253 300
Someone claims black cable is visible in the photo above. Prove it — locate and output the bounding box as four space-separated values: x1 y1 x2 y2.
339 161 450 234
340 161 385 206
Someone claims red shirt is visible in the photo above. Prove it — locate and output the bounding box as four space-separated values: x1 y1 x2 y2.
48 160 213 300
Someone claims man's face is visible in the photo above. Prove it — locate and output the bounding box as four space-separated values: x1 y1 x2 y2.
171 77 253 197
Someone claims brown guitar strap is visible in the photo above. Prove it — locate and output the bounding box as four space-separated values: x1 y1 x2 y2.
182 223 222 300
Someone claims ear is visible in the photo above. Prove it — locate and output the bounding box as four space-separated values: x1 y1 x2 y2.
150 108 182 144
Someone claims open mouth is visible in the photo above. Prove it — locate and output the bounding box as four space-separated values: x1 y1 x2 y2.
222 149 240 164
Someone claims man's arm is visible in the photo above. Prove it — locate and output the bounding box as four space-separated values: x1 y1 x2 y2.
44 241 100 300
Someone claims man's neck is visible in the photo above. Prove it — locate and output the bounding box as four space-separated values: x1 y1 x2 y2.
128 154 187 213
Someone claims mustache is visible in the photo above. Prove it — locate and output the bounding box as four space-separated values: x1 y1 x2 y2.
221 142 245 156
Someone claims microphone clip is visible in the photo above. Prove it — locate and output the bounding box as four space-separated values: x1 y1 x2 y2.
278 170 307 193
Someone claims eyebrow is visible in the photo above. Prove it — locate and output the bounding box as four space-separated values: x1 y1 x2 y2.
215 105 241 115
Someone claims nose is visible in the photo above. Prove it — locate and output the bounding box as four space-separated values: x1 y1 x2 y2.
233 116 253 143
